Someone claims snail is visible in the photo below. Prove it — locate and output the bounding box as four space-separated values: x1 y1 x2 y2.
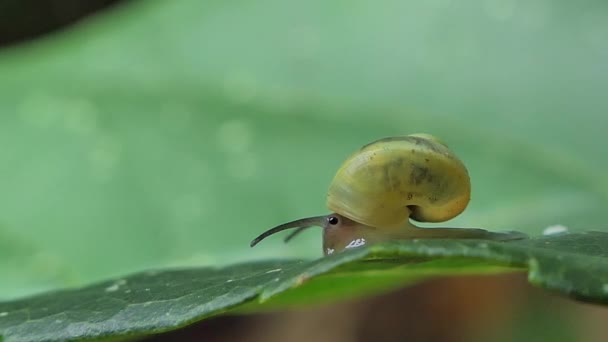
250 133 526 256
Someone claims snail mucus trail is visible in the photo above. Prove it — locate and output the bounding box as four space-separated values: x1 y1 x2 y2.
250 133 527 256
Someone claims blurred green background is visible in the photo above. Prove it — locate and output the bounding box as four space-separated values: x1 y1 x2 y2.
1 0 608 339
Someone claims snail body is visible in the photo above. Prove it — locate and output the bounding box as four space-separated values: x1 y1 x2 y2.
251 134 525 255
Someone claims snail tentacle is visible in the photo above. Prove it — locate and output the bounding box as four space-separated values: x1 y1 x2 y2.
250 216 326 247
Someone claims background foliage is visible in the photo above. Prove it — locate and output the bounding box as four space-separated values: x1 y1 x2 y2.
0 0 607 339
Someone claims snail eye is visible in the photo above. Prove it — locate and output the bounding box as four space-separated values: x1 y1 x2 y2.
327 216 339 225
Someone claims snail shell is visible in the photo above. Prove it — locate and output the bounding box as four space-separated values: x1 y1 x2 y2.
326 134 470 229
251 133 525 255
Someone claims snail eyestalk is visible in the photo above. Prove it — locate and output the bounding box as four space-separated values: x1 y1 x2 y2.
250 216 327 247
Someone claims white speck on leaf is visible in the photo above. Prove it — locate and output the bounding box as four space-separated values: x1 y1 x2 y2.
105 284 119 292
226 279 234 283
543 225 568 236
0 312 7 317
265 268 282 274
105 279 127 292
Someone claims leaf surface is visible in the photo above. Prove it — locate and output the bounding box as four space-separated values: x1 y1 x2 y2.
2 232 607 341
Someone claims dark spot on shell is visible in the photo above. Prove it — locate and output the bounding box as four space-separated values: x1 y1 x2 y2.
410 165 429 185
430 178 450 196
409 136 442 154
425 158 430 162
407 192 413 200
380 157 407 190
393 157 405 166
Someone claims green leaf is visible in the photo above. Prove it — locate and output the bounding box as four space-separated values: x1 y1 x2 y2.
2 231 607 342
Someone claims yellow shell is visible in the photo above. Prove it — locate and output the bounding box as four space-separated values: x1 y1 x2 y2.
326 134 471 229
